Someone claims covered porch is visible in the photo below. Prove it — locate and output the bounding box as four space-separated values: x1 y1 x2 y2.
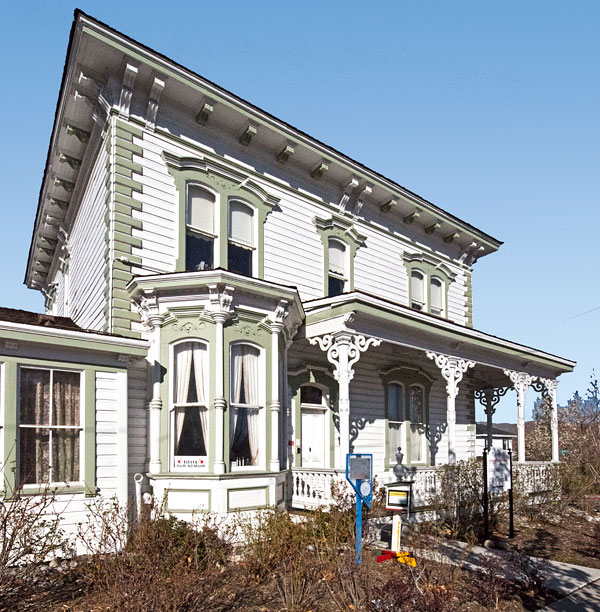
287 291 574 510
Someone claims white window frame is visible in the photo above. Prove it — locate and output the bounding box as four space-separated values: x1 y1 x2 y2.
408 383 427 465
17 366 84 487
410 269 426 311
186 182 220 270
228 199 258 277
229 341 265 472
387 381 406 466
327 238 349 294
429 275 445 317
169 339 210 472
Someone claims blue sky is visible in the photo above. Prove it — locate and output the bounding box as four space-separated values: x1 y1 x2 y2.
1 1 598 422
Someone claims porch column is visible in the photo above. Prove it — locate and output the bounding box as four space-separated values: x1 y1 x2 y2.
504 370 535 463
268 300 288 472
137 293 164 474
207 284 234 475
427 352 475 465
539 378 559 462
474 387 509 451
309 330 381 467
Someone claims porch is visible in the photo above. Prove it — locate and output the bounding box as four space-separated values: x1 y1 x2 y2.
289 462 558 511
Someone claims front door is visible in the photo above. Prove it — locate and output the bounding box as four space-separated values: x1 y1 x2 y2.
301 408 325 467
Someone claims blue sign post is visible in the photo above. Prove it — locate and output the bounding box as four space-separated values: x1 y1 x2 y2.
345 453 373 565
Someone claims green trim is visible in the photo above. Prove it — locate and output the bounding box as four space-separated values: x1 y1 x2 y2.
314 214 365 295
2 361 17 493
380 366 432 468
164 154 277 279
165 488 212 514
226 485 269 511
84 368 97 496
288 367 337 468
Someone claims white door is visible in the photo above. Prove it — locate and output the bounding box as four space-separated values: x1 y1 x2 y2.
301 409 325 467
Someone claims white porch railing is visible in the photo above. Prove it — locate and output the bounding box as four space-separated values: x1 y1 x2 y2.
290 462 557 511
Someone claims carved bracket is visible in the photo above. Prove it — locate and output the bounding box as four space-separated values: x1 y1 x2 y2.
475 387 509 416
427 351 475 398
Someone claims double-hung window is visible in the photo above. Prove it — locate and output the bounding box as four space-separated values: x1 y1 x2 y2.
230 344 261 467
410 269 446 317
409 384 426 463
387 382 404 465
228 201 254 277
186 185 215 271
172 342 209 469
18 367 81 485
430 277 444 316
410 270 426 311
328 239 347 296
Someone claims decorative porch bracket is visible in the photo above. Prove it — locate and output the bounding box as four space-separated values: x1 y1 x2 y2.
503 370 536 463
474 387 509 452
309 332 381 466
427 352 475 465
531 378 559 463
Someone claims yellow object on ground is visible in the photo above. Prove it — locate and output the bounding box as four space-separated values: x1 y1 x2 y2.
396 551 416 567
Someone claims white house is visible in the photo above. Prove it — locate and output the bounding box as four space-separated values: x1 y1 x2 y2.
1 11 574 526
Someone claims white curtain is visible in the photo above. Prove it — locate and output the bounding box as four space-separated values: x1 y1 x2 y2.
328 240 345 275
229 201 253 245
192 343 208 443
430 277 443 312
411 270 424 305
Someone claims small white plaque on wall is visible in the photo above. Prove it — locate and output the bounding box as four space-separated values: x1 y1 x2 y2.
167 490 210 512
228 487 267 510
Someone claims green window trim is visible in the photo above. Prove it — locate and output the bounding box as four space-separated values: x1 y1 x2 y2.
380 365 433 469
164 153 278 279
403 253 455 318
314 214 366 297
288 366 338 468
1 359 103 498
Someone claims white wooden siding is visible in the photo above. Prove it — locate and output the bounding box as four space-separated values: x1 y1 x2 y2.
95 371 119 497
66 143 108 330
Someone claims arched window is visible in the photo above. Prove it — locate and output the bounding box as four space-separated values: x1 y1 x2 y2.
172 341 209 468
328 239 347 296
430 277 444 316
387 382 404 465
186 185 215 271
409 384 426 463
230 343 261 466
228 201 255 277
410 270 425 311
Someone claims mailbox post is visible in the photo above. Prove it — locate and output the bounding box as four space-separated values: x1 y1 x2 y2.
385 481 412 554
345 453 373 565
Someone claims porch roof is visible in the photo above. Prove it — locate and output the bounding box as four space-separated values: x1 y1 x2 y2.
302 291 575 382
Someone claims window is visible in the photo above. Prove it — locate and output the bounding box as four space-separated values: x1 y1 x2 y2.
410 270 425 311
387 383 404 464
381 366 432 467
230 344 261 466
18 368 81 485
328 239 347 296
186 185 216 271
430 277 444 316
228 201 254 277
172 342 209 469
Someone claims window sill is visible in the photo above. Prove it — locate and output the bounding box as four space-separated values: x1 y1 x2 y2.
13 483 96 497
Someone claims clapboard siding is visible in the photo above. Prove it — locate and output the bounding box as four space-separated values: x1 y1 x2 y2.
67 143 108 330
95 371 119 496
127 359 148 497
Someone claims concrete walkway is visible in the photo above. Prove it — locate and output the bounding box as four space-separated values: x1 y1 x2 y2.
411 539 600 610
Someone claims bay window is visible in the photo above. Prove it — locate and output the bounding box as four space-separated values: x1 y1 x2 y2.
18 367 81 485
228 201 254 277
230 343 261 467
172 341 209 469
186 185 216 271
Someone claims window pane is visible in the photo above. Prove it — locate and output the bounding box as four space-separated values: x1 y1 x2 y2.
186 232 214 271
229 201 253 246
228 242 252 277
19 428 49 485
410 423 423 463
52 430 80 482
187 186 214 234
231 344 260 405
328 240 346 275
430 278 443 314
174 342 208 405
174 407 207 456
52 371 80 426
388 383 404 422
411 270 424 308
301 386 323 405
388 422 402 463
230 407 259 466
20 369 50 425
410 386 424 423
328 275 345 297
